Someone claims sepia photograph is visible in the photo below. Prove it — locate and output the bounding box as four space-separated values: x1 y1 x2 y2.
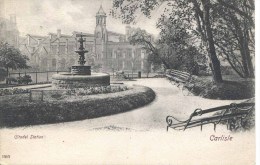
0 0 257 164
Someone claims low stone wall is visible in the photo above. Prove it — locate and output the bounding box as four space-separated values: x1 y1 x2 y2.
0 86 155 127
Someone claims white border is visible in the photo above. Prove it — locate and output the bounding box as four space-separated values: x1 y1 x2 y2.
255 1 259 165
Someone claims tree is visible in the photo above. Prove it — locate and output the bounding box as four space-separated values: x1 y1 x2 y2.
111 0 254 81
128 16 206 75
212 0 255 78
111 0 223 82
0 42 30 75
157 16 207 74
127 28 171 69
194 0 223 82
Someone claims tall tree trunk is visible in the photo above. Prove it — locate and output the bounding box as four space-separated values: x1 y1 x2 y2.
201 0 223 82
244 29 255 78
229 13 254 78
237 26 250 77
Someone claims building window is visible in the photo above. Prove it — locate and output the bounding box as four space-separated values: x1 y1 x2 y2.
116 50 122 58
52 59 56 69
59 58 66 70
136 49 141 59
118 60 123 70
107 49 113 58
41 58 48 71
126 49 132 59
126 61 132 70
51 45 57 53
96 32 101 38
59 45 66 54
68 45 74 53
134 60 142 71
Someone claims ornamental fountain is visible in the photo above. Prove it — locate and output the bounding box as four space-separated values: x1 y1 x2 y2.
3 34 155 127
52 33 110 89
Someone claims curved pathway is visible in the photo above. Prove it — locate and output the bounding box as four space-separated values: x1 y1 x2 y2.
0 78 254 164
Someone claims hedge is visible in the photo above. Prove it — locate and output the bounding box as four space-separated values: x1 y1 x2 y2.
0 86 155 127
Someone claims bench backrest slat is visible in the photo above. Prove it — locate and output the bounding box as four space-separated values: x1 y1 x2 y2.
186 112 250 126
192 103 254 117
170 72 190 78
166 69 191 82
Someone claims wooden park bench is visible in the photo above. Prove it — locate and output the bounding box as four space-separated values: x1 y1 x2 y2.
166 101 254 132
165 69 194 95
166 69 192 84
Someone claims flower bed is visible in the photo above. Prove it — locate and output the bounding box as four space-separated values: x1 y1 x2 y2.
0 86 155 127
30 85 129 101
66 85 128 96
0 88 30 96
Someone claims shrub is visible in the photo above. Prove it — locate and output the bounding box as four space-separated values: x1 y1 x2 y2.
17 75 32 84
0 86 156 127
115 71 128 80
184 76 254 100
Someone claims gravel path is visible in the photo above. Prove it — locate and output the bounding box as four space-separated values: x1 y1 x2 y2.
0 78 255 164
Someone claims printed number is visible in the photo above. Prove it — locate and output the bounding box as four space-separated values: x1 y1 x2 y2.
2 155 10 158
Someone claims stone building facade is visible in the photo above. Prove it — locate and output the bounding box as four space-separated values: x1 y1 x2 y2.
19 6 149 73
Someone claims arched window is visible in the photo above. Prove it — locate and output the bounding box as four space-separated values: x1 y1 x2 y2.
59 58 66 70
52 58 56 70
41 58 48 71
96 32 101 38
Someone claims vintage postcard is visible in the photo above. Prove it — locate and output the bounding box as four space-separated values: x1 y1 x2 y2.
0 0 257 164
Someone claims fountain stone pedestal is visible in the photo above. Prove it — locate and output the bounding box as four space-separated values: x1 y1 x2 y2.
71 65 91 75
52 33 110 89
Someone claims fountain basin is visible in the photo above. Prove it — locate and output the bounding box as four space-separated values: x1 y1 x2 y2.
52 72 110 89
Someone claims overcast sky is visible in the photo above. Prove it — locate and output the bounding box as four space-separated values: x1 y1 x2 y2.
1 0 163 37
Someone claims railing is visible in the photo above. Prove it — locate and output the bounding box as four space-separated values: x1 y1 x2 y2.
0 88 67 102
7 70 69 84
